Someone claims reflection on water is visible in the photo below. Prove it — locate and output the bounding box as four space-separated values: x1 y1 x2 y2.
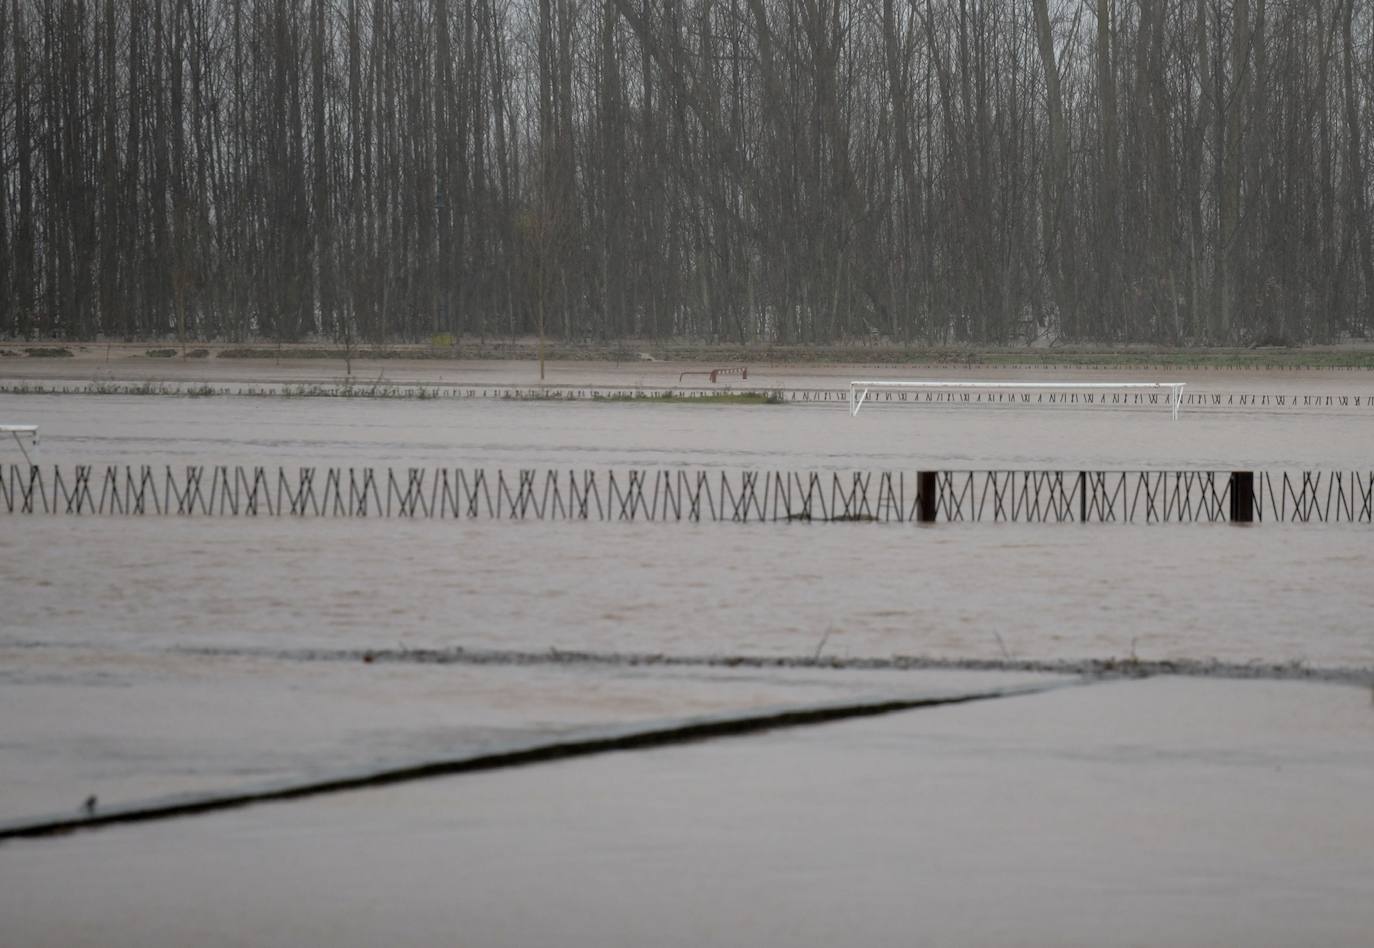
1 391 1370 833
2 514 1370 668
2 389 1371 946
2 394 1371 667
6 389 1374 470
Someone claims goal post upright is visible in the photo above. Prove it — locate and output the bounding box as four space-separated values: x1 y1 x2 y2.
1 424 40 466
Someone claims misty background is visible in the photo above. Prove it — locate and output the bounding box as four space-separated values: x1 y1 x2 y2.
1 0 1371 345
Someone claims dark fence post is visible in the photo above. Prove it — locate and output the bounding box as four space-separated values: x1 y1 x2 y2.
1078 471 1087 523
1229 471 1255 523
918 471 937 523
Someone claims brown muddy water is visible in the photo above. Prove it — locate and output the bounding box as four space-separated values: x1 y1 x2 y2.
3 677 1372 948
3 391 1372 666
2 387 1373 945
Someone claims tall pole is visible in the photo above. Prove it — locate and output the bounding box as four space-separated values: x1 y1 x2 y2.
435 188 447 338
538 216 546 381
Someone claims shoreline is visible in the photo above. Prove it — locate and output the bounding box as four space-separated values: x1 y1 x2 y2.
6 338 1374 373
8 340 1374 396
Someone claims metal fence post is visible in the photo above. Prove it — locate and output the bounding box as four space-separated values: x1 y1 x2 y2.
1229 471 1255 523
918 471 938 523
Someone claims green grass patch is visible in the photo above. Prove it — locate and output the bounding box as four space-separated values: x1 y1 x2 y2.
602 390 785 405
218 346 457 360
145 348 178 358
23 346 73 357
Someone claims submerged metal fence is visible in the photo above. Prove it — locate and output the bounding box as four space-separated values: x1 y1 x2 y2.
1 465 1371 523
6 380 1374 412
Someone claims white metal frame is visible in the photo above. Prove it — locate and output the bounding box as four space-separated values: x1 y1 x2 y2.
848 381 1186 420
2 424 39 465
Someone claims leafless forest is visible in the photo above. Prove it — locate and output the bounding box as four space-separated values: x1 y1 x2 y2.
1 0 1372 345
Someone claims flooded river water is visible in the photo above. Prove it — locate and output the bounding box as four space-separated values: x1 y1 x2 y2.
2 371 1373 946
3 390 1372 667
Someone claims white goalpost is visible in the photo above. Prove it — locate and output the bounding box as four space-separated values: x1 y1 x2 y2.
1 425 40 465
847 381 1187 420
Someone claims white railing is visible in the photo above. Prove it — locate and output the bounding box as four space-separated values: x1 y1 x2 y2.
848 381 1186 420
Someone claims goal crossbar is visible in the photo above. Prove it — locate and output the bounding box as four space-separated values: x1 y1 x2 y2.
1 425 39 465
848 381 1186 419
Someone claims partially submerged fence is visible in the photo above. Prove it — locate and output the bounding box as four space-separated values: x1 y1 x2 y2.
5 380 1374 412
2 465 1370 523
